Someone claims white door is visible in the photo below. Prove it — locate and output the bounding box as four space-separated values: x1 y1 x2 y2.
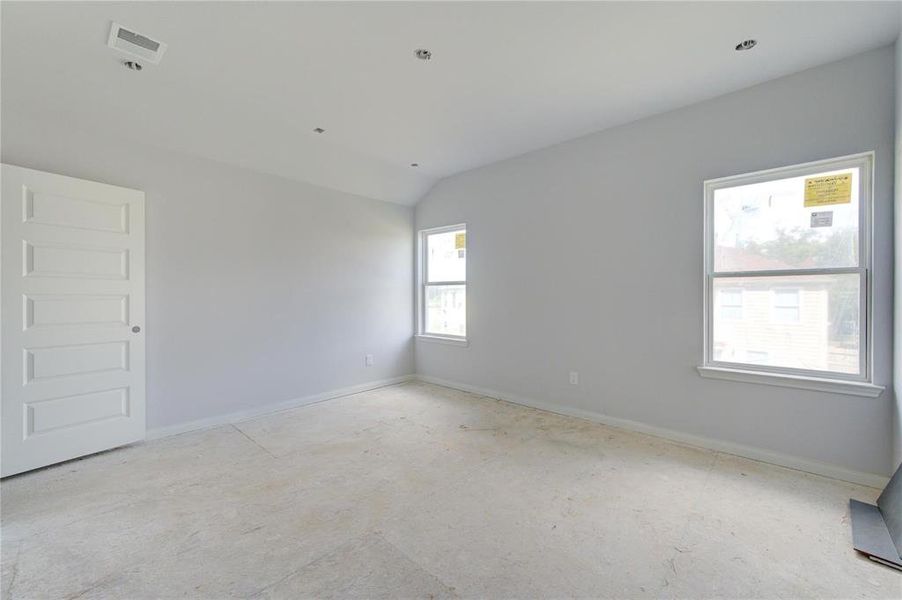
1 164 145 477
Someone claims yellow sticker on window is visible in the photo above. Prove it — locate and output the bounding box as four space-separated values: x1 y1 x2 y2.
804 173 852 207
455 233 466 249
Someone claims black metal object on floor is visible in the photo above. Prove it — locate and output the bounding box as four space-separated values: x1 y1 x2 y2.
850 463 902 571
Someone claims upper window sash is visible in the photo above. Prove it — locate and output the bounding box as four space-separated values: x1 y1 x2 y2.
424 226 466 284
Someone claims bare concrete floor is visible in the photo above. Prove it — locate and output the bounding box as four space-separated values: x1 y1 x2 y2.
1 382 898 599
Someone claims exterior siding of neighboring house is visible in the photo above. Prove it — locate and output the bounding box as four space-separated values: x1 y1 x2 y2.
715 281 830 371
713 247 859 375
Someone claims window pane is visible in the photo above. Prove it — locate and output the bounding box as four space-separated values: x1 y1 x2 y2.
425 285 466 337
712 274 860 374
713 168 859 272
427 229 466 282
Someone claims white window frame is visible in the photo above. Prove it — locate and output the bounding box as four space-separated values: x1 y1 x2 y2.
416 223 468 346
698 152 883 398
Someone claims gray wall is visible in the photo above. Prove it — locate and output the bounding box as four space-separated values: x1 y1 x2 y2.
2 116 415 430
894 35 902 471
416 47 896 477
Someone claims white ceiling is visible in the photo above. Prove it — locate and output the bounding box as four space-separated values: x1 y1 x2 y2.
2 2 900 205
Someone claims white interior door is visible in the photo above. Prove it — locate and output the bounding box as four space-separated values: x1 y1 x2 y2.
1 164 145 477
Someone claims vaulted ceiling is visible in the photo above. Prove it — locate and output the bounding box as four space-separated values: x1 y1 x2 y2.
3 2 900 204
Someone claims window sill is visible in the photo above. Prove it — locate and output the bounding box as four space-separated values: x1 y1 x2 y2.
415 334 469 347
697 366 884 398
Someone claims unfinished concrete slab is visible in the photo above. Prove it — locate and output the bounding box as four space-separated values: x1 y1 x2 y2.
1 382 897 599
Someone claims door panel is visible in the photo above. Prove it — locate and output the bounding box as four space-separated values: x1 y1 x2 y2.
24 242 129 279
27 388 129 435
25 341 129 383
24 189 129 233
2 164 145 477
24 294 129 329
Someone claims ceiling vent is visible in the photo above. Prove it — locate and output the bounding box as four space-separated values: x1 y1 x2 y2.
107 22 167 64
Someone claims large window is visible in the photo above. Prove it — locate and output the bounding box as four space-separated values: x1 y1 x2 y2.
702 153 875 389
418 224 466 341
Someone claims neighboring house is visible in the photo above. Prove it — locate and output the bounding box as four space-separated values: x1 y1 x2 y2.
425 285 466 336
713 246 858 374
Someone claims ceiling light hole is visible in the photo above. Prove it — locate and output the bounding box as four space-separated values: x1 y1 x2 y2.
410 163 419 168
735 39 757 51
414 48 432 61
123 60 143 71
313 128 325 134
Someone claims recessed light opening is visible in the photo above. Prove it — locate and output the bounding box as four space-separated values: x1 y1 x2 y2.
123 60 143 71
414 48 432 61
313 128 325 134
735 39 757 51
410 163 419 168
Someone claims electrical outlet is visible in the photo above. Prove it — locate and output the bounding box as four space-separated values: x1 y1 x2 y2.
569 371 579 385
365 354 374 367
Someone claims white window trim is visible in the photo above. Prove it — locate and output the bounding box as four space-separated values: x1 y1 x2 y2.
700 152 883 397
696 365 884 397
416 223 468 344
414 333 470 347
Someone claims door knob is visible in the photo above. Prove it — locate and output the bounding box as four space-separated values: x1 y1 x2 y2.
132 326 141 333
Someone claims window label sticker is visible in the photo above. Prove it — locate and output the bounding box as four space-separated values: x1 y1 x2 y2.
810 211 834 228
455 232 466 249
804 173 852 207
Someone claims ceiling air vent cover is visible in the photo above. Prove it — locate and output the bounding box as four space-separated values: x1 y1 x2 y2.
107 22 167 64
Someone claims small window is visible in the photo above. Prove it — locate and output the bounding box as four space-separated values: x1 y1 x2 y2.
703 154 872 381
718 288 744 320
771 289 800 323
418 225 466 339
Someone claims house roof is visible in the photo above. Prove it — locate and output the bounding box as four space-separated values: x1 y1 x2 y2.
715 246 795 272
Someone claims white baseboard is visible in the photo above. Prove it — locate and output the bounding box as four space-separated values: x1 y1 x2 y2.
413 374 890 489
144 371 888 489
146 375 415 440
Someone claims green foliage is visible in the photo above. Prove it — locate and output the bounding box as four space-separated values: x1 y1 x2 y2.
742 228 860 340
742 227 857 268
